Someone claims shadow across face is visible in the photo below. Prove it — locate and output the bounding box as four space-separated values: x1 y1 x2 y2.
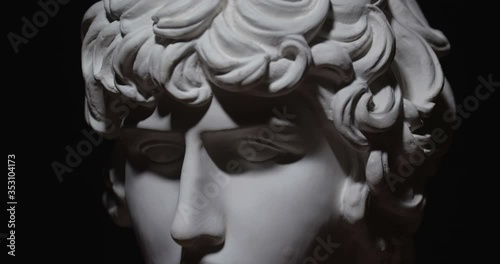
119 87 316 178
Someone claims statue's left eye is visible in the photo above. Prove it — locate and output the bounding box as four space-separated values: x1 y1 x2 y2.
236 138 288 163
201 125 307 174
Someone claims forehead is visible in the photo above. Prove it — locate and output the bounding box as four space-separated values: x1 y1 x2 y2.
123 90 316 133
132 96 237 132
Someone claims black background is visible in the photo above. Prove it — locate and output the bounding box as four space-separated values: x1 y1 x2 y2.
3 0 497 263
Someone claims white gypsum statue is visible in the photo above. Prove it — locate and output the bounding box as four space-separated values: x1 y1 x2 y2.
81 0 455 263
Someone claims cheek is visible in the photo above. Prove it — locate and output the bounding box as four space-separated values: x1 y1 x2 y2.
222 141 346 261
125 163 182 263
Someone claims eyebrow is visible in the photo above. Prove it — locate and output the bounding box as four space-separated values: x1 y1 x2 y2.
121 117 298 137
121 127 183 135
119 128 185 146
200 121 305 152
202 125 296 136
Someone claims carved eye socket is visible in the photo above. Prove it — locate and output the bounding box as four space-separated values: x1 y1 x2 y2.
140 143 184 164
237 139 283 163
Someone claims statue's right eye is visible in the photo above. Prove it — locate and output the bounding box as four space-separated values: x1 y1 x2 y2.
140 142 184 164
119 128 186 178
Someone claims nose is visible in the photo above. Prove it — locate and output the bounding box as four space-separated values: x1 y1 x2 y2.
170 135 226 249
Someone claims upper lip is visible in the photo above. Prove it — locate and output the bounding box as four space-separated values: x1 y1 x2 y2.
180 256 219 264
180 246 224 264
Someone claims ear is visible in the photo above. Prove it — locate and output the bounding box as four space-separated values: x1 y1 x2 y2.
102 146 133 227
339 178 369 224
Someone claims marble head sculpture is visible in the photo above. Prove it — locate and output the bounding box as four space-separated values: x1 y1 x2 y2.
81 0 455 263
